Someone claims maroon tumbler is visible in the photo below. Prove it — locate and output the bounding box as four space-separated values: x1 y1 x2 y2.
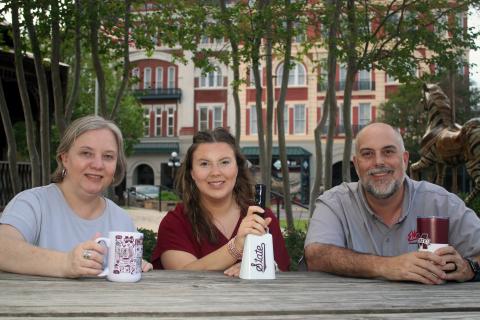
417 217 449 252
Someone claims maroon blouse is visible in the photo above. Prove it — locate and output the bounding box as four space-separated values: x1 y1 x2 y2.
151 203 290 271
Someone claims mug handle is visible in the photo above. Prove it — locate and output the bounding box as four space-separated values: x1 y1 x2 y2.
95 237 110 277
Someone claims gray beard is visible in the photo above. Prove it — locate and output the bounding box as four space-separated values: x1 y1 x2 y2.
364 177 401 199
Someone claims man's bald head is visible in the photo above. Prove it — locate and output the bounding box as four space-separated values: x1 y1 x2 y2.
355 123 405 155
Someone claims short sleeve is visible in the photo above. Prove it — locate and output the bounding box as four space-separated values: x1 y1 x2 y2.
447 197 480 257
304 197 347 248
151 207 197 269
0 191 42 244
264 209 290 271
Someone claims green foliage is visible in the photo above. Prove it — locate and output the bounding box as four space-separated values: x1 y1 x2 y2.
71 59 144 157
377 81 425 162
283 228 306 271
459 193 480 217
137 227 157 263
160 191 180 201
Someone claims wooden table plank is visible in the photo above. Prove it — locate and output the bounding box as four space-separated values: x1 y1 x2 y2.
1 271 479 318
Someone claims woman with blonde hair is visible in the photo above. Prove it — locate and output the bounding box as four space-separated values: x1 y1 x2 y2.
0 115 152 277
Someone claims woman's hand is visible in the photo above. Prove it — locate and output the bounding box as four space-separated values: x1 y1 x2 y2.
142 259 153 272
234 206 272 252
224 262 241 277
63 233 105 278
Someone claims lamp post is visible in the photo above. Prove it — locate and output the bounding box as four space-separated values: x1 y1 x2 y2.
167 151 181 187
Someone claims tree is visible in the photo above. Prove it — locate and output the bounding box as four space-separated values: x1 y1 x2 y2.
336 0 479 186
1 0 144 189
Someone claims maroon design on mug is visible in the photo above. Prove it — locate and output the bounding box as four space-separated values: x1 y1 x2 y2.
417 217 449 249
112 235 143 275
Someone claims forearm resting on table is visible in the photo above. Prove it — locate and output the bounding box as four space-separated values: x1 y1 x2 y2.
162 245 238 271
305 243 389 279
0 234 67 277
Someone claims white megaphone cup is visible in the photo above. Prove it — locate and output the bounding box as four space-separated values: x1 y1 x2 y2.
239 233 275 280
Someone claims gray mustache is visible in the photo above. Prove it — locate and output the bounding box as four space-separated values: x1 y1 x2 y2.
367 167 394 175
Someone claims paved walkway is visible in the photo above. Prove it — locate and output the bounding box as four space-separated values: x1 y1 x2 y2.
125 207 167 231
125 205 310 232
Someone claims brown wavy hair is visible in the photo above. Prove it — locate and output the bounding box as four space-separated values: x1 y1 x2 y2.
175 127 254 243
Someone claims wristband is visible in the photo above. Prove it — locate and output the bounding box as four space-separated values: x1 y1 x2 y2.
227 237 243 261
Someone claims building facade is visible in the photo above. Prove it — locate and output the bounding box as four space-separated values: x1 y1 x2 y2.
125 5 469 203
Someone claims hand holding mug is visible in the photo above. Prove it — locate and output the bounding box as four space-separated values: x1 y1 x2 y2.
64 233 106 278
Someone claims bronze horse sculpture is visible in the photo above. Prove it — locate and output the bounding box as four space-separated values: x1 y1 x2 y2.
410 83 480 206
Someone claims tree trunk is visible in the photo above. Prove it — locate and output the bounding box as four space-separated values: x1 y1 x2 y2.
88 0 108 117
323 0 341 191
276 0 294 232
64 0 82 124
219 0 242 146
0 81 21 194
342 0 357 183
264 3 274 208
24 3 50 185
51 0 66 135
11 2 41 187
110 0 132 120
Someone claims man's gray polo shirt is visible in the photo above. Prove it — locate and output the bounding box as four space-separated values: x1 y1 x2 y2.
305 177 480 258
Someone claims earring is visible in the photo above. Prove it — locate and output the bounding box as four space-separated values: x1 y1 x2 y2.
61 168 67 178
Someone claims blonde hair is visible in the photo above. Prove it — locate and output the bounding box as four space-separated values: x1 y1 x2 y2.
51 115 126 186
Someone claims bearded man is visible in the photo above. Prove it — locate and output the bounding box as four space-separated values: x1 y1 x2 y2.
304 123 480 284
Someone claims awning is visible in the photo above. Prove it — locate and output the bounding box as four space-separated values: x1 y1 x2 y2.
133 142 179 155
241 146 311 157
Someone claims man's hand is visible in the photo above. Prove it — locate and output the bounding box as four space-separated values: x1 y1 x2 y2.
382 251 448 285
434 246 474 282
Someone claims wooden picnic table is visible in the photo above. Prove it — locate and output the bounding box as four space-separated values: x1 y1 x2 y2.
0 270 479 319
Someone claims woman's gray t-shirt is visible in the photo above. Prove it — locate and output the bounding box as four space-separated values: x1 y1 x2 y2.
0 184 135 252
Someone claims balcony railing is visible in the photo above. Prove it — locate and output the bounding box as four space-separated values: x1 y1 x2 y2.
318 80 376 92
0 161 31 211
132 85 182 101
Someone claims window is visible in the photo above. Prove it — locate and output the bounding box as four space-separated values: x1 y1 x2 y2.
358 69 371 90
319 67 328 91
143 67 152 89
155 67 163 89
386 73 398 84
167 66 175 88
199 107 208 131
144 107 150 137
283 106 289 134
250 106 257 135
359 103 371 126
155 107 162 136
213 106 223 128
456 12 465 31
249 65 262 87
294 104 305 134
167 107 174 136
293 21 305 43
434 10 448 36
339 64 347 90
200 35 210 44
132 67 140 90
200 67 223 88
276 62 306 86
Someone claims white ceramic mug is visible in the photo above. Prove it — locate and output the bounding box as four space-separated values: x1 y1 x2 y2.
239 233 275 280
95 231 143 282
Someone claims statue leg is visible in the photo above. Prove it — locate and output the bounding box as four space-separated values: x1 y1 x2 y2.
435 163 445 186
410 157 434 181
465 160 480 206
